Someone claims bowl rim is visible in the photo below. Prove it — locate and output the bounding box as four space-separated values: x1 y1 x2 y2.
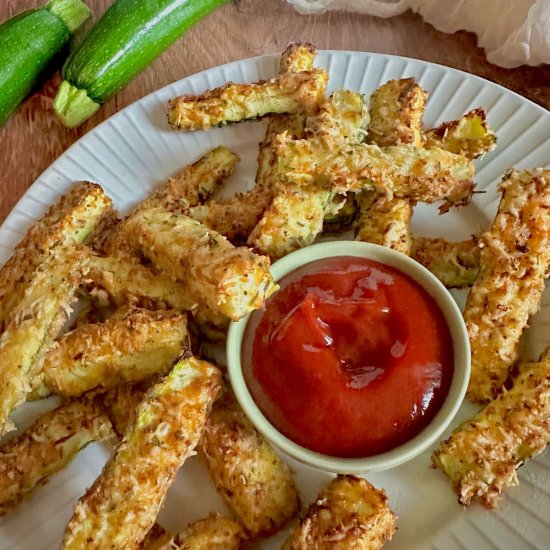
227 240 471 473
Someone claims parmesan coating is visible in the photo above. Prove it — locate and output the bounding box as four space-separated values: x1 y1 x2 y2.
167 69 328 131
274 133 475 209
133 146 240 215
411 236 480 288
121 207 277 321
284 475 397 549
143 514 245 550
87 253 196 311
355 192 413 254
40 307 189 397
0 245 86 434
355 78 427 254
0 182 111 331
62 356 222 550
187 43 317 242
250 91 368 258
426 108 497 160
200 391 300 538
465 169 550 403
433 346 550 508
0 397 114 516
367 77 427 149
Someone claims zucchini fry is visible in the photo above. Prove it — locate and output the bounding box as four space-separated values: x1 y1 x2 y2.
284 475 397 549
0 397 114 516
87 253 196 311
367 77 427 149
0 182 111 331
40 307 189 397
465 169 550 403
63 356 222 550
143 514 245 550
426 108 497 160
355 78 427 254
134 146 239 215
167 69 328 131
411 236 480 288
121 207 277 321
187 43 317 242
201 391 300 538
433 346 550 509
0 245 86 434
274 133 475 209
250 91 368 258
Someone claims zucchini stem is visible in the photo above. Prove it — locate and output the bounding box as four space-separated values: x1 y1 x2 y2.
54 81 100 128
45 0 91 33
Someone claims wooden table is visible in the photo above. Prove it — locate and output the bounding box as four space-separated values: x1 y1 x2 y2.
1 0 549 224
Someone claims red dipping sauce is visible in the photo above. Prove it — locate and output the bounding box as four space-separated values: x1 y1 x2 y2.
242 257 454 458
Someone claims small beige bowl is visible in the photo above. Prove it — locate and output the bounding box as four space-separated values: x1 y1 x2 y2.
227 241 470 474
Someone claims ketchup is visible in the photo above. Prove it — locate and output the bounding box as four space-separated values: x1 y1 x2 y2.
242 256 453 458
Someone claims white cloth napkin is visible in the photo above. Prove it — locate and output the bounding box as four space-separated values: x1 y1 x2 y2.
287 0 550 68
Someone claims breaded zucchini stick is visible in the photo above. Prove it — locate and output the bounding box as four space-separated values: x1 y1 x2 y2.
367 77 427 148
284 475 397 549
201 391 300 538
63 356 222 550
134 146 239 215
426 108 497 159
0 182 111 331
274 133 475 209
355 78 427 254
121 207 277 321
187 43 317 242
87 253 196 311
0 397 114 516
250 91 368 258
40 307 189 397
465 169 550 403
0 245 86 434
411 236 480 288
143 514 245 550
167 69 328 131
433 346 550 509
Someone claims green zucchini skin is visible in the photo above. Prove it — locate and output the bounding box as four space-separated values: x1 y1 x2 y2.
63 0 229 104
0 9 69 127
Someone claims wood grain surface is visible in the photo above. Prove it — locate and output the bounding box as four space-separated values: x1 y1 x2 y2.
1 0 549 225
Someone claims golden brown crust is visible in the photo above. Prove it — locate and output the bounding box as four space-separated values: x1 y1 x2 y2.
62 357 222 550
367 77 427 149
121 207 277 321
0 182 111 331
0 397 114 516
168 69 328 131
134 146 240 215
87 253 196 311
433 347 550 508
41 306 189 397
275 133 475 209
163 513 245 550
284 475 397 549
426 108 497 160
200 391 300 538
465 169 550 403
0 245 87 434
411 236 480 288
279 42 317 73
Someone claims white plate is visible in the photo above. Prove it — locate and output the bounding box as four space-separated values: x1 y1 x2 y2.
1 51 549 550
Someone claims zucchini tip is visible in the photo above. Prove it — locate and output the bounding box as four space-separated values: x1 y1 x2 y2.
53 81 100 128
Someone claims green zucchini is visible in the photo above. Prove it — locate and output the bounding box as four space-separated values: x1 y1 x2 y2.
54 0 229 128
0 0 91 128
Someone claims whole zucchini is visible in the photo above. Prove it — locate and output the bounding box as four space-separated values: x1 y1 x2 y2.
54 0 229 128
0 0 91 128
